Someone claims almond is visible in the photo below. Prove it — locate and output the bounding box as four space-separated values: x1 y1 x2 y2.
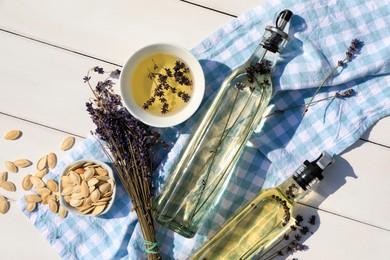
30 176 45 188
25 202 37 212
61 136 75 151
48 199 58 213
0 171 7 182
46 179 58 192
22 174 33 191
37 155 47 171
58 206 68 218
4 130 21 140
1 181 16 192
61 187 74 196
35 187 51 196
0 201 10 214
34 168 48 179
69 199 83 207
91 205 106 216
47 152 57 169
5 161 17 173
25 194 42 203
13 159 32 168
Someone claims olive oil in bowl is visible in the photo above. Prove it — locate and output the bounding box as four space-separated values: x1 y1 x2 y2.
120 43 204 128
131 53 193 116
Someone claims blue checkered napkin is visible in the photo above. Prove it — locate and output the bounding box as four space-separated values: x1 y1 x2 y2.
156 0 390 258
17 137 146 260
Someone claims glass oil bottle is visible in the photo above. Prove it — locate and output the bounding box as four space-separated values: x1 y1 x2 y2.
191 151 334 259
153 10 294 238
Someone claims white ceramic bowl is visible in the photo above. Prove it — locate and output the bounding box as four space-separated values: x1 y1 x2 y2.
120 43 205 127
59 159 116 216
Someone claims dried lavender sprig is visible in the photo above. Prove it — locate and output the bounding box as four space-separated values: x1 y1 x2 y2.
302 38 362 116
143 60 192 114
265 88 355 118
259 215 316 260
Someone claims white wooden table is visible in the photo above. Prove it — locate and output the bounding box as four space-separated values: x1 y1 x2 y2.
1 1 389 259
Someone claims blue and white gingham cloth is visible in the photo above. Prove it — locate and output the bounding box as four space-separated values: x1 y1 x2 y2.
18 0 390 259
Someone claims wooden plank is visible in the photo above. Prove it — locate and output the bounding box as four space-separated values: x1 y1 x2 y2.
300 139 390 231
292 204 390 259
0 30 118 137
361 116 390 148
182 0 260 17
0 0 232 65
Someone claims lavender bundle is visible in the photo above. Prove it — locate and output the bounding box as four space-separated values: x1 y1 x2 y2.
84 67 163 259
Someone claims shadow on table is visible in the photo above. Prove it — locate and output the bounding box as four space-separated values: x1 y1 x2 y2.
301 143 359 209
273 143 359 259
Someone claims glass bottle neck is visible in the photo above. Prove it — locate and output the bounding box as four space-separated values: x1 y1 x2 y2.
245 45 280 69
278 177 314 202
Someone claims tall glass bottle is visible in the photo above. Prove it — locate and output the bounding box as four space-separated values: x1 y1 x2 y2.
191 151 334 259
153 10 294 238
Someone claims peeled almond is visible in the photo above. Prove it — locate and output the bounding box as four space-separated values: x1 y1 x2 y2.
90 189 100 203
84 197 92 207
48 199 58 213
95 176 110 181
63 195 71 203
61 187 74 196
96 167 108 176
13 159 32 168
60 176 74 187
98 183 111 194
0 171 7 182
47 153 57 169
69 199 83 207
91 205 106 216
107 179 115 189
83 168 95 181
71 192 84 200
69 161 85 171
103 191 113 198
0 201 10 214
69 171 81 185
25 194 42 203
37 155 47 170
87 178 99 187
30 176 45 188
61 136 75 151
98 197 112 202
80 181 89 198
34 169 47 179
35 187 51 196
1 181 16 192
0 195 6 203
46 179 58 192
21 174 32 191
72 185 81 194
4 130 21 140
58 206 68 218
25 202 36 212
5 161 17 173
89 185 96 193
41 193 50 204
81 206 94 215
92 201 107 206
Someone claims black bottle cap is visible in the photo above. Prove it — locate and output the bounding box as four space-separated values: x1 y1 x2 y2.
262 10 293 53
293 151 334 190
